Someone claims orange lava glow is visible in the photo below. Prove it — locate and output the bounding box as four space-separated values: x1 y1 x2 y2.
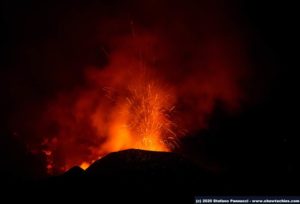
80 162 90 170
91 72 176 155
38 33 183 173
30 18 246 174
6 1 250 176
100 80 174 152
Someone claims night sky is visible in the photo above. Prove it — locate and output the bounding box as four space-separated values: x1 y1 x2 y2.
1 0 299 187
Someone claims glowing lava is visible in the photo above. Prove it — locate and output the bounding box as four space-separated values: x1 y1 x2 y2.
7 0 249 176
38 32 181 173
89 69 178 159
33 22 245 174
78 74 177 170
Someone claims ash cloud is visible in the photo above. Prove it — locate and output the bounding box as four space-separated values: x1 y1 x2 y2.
2 0 258 176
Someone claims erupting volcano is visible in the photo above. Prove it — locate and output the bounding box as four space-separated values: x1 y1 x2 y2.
2 0 298 200
4 0 250 175
37 27 245 173
39 32 183 173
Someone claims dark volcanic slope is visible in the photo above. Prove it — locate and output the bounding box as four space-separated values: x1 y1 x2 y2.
58 149 217 202
9 150 217 203
73 149 215 193
86 149 208 179
87 149 217 202
11 149 297 203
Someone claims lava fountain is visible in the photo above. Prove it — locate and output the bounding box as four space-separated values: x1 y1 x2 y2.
37 32 183 173
24 2 247 174
92 70 178 154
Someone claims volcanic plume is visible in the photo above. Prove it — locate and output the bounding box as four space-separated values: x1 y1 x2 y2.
4 0 250 174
